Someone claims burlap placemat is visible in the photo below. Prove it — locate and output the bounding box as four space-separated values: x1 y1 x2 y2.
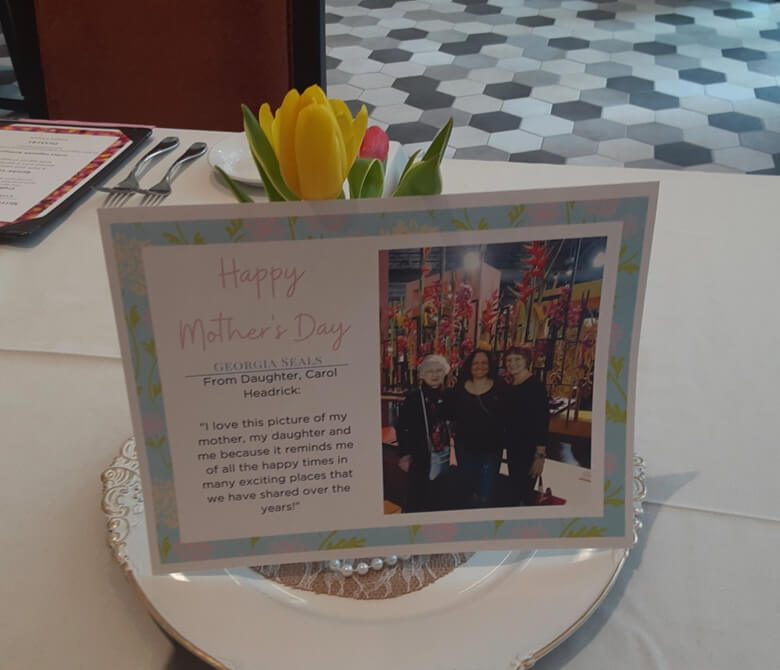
252 553 472 600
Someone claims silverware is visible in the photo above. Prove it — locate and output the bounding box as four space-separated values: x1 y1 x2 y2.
140 142 208 206
95 136 180 206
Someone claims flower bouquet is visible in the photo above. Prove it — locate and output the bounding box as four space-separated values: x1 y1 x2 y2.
216 85 453 202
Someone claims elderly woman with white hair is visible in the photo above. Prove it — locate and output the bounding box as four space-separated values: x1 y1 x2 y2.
395 354 453 513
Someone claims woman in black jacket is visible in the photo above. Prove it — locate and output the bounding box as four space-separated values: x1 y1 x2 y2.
450 349 505 508
503 346 549 505
395 355 453 512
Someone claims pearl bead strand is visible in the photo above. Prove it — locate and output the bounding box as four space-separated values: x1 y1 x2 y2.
327 555 404 578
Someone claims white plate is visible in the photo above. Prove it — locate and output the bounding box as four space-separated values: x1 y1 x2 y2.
208 133 264 187
208 133 408 194
103 440 645 670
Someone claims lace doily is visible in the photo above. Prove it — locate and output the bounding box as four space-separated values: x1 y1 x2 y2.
252 553 472 600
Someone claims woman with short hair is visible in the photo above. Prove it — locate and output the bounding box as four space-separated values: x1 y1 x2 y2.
503 346 549 505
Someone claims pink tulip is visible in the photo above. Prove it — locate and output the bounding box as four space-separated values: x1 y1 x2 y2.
359 126 390 162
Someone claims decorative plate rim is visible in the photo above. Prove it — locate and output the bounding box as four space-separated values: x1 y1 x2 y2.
101 438 646 670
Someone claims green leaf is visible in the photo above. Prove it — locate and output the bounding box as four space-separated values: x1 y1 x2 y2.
348 161 364 199
477 218 489 230
127 305 140 329
162 232 183 245
249 536 261 548
619 245 639 273
408 524 421 542
610 356 624 377
151 383 162 398
360 159 384 198
215 166 253 204
606 401 627 424
398 149 420 183
451 218 470 231
360 160 385 198
422 117 453 165
225 219 244 240
393 156 443 197
493 520 504 534
348 158 384 199
160 536 172 561
193 232 205 245
251 152 287 202
508 205 525 225
242 105 298 201
604 482 624 507
391 120 451 198
560 519 607 538
143 340 156 356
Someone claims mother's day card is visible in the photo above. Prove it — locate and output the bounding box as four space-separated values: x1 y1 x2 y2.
101 183 656 573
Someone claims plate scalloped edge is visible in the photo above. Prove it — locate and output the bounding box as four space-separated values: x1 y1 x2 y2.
101 439 647 670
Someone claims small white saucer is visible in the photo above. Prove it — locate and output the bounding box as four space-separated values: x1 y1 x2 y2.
208 133 264 187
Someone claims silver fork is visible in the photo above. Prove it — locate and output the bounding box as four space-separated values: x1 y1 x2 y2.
139 142 208 206
95 136 180 206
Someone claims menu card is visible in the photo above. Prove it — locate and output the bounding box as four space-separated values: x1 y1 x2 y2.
0 123 136 228
101 183 657 573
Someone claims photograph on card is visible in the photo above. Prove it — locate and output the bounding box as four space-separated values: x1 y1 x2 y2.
380 236 606 515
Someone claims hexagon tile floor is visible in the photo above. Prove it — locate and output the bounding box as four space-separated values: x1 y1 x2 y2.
326 0 780 174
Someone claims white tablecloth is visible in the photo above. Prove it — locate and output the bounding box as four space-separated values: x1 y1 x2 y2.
2 128 778 669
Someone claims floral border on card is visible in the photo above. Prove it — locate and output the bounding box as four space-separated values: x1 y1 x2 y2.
104 183 656 570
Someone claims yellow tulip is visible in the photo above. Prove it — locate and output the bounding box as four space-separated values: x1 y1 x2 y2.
258 85 368 200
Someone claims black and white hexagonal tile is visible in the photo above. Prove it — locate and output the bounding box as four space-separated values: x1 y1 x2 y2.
322 0 780 173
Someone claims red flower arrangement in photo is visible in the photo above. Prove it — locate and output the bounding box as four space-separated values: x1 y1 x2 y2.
547 302 565 328
479 288 500 345
524 241 548 279
453 282 473 321
460 337 475 358
567 300 583 329
514 278 535 304
422 279 441 308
